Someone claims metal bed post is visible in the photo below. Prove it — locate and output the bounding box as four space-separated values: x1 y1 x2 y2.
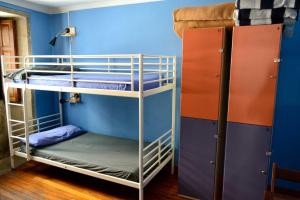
108 58 111 72
23 57 30 161
22 87 30 161
32 57 35 68
58 92 63 126
70 55 74 87
3 86 15 169
57 57 64 127
138 54 144 200
159 56 162 87
171 56 176 175
166 57 169 84
2 55 15 168
24 56 29 81
37 118 40 132
131 56 134 91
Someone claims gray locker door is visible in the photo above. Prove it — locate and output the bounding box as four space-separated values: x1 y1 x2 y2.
179 117 218 200
222 122 272 200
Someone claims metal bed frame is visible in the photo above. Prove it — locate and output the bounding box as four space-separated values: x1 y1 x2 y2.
1 54 177 200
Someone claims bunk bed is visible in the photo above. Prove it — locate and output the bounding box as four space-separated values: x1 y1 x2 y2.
1 54 176 200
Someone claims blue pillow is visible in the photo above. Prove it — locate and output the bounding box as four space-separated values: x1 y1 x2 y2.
23 125 86 147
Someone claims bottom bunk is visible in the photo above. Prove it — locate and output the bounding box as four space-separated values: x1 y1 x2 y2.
18 132 144 182
11 125 173 189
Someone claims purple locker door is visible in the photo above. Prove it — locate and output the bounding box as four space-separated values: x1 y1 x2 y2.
222 122 272 200
179 117 218 200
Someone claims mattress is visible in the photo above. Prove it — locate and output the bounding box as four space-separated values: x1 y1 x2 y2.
19 132 156 182
17 73 161 91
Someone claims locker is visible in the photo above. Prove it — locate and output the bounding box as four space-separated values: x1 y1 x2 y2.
179 27 230 200
223 24 282 200
179 117 218 200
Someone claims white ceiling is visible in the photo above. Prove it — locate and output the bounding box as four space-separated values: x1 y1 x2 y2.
1 0 163 14
24 0 104 8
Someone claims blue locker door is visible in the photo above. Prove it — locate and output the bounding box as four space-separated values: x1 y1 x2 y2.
222 122 272 200
179 117 217 200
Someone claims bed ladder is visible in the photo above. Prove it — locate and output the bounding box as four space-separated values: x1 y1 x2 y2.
4 85 31 169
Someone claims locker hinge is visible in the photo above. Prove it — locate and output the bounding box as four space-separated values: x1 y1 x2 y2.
214 134 218 139
219 48 224 53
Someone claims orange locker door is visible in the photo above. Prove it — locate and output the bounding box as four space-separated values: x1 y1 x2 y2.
228 24 282 126
181 27 225 120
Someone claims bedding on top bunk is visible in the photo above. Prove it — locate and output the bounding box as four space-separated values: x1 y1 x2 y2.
13 73 161 91
19 132 152 182
5 66 80 80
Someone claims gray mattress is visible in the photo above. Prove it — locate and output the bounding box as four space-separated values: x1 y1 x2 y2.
20 132 152 182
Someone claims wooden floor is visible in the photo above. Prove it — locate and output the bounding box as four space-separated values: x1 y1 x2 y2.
0 161 299 200
0 161 186 200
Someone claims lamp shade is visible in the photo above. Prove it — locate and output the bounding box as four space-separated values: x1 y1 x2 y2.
49 36 57 46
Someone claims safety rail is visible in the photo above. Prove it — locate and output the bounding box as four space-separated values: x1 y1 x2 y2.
9 113 62 148
1 54 176 95
142 129 173 185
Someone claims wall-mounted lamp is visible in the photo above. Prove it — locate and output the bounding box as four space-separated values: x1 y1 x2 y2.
49 27 76 46
59 93 80 104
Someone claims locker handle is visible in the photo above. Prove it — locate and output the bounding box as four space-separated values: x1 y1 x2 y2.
269 75 277 79
210 160 215 165
274 58 282 63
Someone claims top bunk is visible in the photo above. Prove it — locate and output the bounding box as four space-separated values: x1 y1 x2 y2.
1 54 176 98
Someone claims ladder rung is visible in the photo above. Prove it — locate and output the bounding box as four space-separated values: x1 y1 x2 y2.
8 103 24 107
15 133 25 137
10 136 25 140
13 141 20 145
9 119 25 124
12 127 25 133
11 123 24 127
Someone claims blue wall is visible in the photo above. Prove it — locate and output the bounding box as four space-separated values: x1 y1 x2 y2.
271 22 300 189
